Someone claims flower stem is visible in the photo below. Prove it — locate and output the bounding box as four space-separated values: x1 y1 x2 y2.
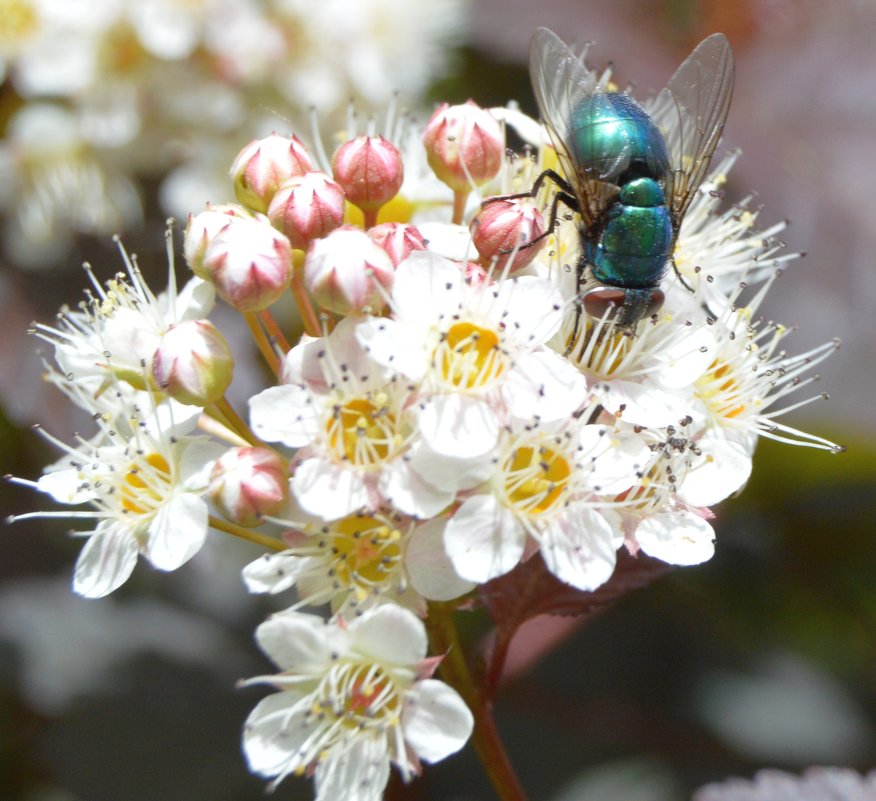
363 208 379 229
209 515 286 551
244 312 282 377
452 189 469 225
207 396 262 447
291 251 322 337
427 603 528 801
257 309 292 355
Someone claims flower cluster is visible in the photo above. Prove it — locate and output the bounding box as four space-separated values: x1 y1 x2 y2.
10 91 841 801
0 0 466 267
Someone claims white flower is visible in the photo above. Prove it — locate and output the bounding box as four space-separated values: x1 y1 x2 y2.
33 231 214 416
242 605 473 798
249 316 454 520
357 250 587 459
22 404 223 597
443 418 649 590
691 298 842 452
242 509 474 616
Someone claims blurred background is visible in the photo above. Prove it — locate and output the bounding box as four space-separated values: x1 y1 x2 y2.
1 0 874 799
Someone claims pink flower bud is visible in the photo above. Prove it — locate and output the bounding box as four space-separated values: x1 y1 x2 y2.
367 222 427 267
304 226 394 315
201 216 293 311
152 319 234 406
471 198 545 272
230 134 314 213
209 447 289 527
422 101 503 191
184 203 252 279
266 170 346 250
331 134 404 213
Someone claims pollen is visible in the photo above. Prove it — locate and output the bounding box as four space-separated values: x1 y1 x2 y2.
120 452 172 515
697 358 747 420
328 515 403 593
503 444 571 515
437 321 506 389
326 395 396 465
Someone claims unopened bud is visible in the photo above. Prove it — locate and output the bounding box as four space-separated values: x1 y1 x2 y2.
184 203 252 279
210 447 289 527
367 222 427 266
267 170 346 250
152 319 234 406
201 215 293 311
304 226 394 315
231 134 314 213
331 134 404 213
471 198 545 272
422 101 503 191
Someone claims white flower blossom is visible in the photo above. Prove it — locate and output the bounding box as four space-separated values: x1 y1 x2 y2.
242 605 473 798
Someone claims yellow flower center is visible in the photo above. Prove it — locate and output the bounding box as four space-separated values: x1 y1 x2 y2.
121 452 172 516
326 394 397 466
697 358 746 420
437 321 506 389
327 515 403 600
0 0 37 46
503 444 571 515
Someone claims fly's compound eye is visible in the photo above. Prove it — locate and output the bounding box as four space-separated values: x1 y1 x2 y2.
582 287 665 324
582 287 627 320
643 288 664 318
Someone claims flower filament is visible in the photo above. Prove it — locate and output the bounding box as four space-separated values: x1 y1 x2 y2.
436 321 507 389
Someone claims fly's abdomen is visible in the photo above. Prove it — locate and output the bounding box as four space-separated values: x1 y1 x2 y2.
570 93 670 182
586 177 673 288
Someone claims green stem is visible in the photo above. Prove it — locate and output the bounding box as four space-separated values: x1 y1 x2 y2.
427 603 528 801
209 515 286 552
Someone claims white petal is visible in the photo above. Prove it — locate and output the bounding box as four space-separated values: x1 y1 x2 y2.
392 251 462 323
406 518 476 602
174 277 215 321
314 735 390 801
355 317 428 380
578 424 652 494
403 679 473 762
652 325 715 388
349 605 427 665
539 507 617 591
443 495 525 583
636 510 715 566
494 276 563 345
592 379 691 428
416 222 475 262
72 523 139 598
419 394 499 458
291 458 369 520
503 349 587 422
36 468 95 505
242 552 306 595
249 384 320 446
379 459 455 518
242 692 313 778
408 439 495 493
178 438 226 489
679 437 752 507
145 493 208 570
255 610 336 670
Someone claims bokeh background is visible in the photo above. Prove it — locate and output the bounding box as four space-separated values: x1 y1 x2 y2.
1 1 874 799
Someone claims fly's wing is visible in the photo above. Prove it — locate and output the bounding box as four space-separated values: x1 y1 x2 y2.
648 33 734 225
529 27 619 229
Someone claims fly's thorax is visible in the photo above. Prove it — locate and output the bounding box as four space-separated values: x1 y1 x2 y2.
569 93 670 183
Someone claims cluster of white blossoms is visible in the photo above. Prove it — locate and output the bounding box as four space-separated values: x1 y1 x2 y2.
10 94 842 801
0 0 466 266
